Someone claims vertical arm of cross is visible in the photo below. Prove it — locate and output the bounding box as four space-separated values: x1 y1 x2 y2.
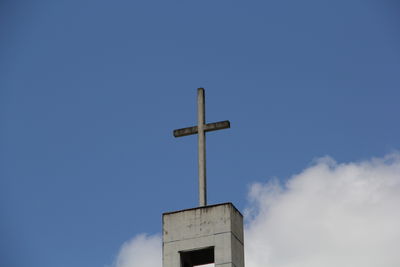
198 88 207 206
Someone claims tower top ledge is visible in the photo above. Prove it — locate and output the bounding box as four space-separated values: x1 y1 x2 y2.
162 202 243 217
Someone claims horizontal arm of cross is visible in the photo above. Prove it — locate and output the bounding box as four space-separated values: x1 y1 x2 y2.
173 120 230 138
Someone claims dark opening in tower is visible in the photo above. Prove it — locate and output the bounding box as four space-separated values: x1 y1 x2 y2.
180 247 214 267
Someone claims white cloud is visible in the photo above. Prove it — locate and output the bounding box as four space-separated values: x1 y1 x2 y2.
113 234 161 267
114 153 400 267
245 153 400 267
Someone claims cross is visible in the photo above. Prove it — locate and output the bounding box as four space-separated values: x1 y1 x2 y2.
173 88 230 207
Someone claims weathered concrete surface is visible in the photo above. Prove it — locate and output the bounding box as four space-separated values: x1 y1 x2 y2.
163 203 244 267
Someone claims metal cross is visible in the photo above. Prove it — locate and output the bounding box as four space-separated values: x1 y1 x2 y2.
173 88 230 207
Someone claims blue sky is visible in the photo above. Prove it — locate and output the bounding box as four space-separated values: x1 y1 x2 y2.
1 1 400 267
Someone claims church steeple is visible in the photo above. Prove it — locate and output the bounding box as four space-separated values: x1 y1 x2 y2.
163 88 244 267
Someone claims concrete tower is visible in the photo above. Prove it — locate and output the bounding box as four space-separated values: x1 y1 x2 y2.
164 88 244 267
